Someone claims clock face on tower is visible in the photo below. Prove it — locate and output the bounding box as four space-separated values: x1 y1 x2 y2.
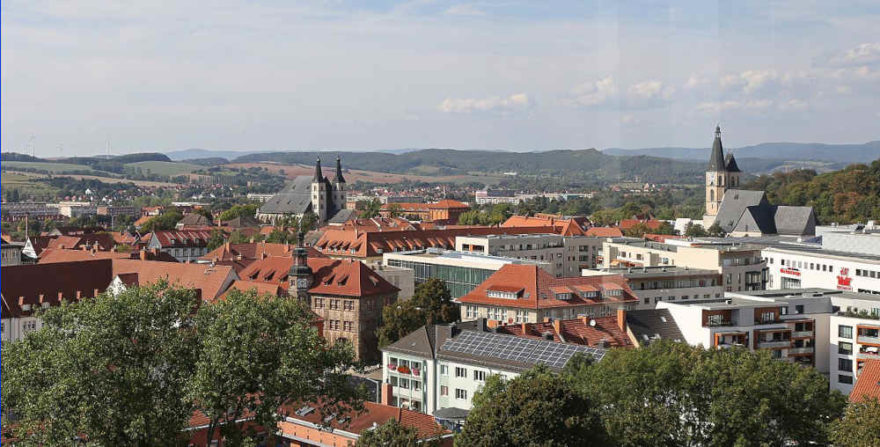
296 278 310 289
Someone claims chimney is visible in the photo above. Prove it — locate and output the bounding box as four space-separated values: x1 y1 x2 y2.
19 296 25 306
543 317 552 323
76 290 82 300
38 294 44 304
521 322 528 334
552 318 561 335
617 308 626 332
380 383 393 405
224 241 230 252
580 315 589 326
94 288 99 297
140 250 148 260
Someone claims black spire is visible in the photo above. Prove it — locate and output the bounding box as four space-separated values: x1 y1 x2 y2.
724 152 741 173
334 156 346 183
707 125 726 171
313 157 323 182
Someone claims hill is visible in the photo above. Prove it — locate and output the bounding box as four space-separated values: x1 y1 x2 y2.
165 148 267 161
603 141 880 164
744 159 880 224
233 148 706 184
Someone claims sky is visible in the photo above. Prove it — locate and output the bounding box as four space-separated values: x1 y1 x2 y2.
2 0 879 156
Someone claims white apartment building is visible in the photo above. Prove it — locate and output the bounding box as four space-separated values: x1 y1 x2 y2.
763 246 880 295
602 238 768 292
583 266 724 309
456 233 603 277
380 320 605 423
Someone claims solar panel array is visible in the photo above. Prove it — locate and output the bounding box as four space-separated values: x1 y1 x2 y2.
441 330 606 370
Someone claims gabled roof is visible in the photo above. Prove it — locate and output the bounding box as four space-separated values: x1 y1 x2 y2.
626 309 684 345
619 219 664 231
731 204 817 236
501 215 588 236
221 215 261 228
458 264 637 310
257 176 314 215
340 216 416 232
199 242 324 272
2 259 114 318
284 401 448 441
715 189 769 232
149 230 212 248
222 279 284 298
178 213 210 227
238 257 399 298
39 248 132 263
426 199 470 210
850 359 880 403
327 209 358 224
496 315 633 348
111 259 235 301
383 324 437 358
585 226 623 237
724 152 741 172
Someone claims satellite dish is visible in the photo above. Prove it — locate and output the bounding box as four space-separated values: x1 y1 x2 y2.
589 319 596 327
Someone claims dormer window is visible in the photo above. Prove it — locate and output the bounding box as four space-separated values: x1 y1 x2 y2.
486 285 523 300
555 293 571 301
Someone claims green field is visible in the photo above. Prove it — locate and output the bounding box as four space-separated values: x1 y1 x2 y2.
126 161 202 176
3 161 95 173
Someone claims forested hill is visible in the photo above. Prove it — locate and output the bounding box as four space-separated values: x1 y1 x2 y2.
744 159 880 224
234 148 706 184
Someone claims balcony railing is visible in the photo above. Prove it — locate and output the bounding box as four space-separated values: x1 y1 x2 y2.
791 330 813 338
857 335 880 345
788 347 813 355
757 340 791 349
707 320 735 327
857 351 880 360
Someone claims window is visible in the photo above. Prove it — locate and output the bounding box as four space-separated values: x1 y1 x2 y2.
455 367 467 378
440 386 448 396
314 298 323 309
473 370 486 381
344 300 354 311
839 325 853 339
343 321 353 332
440 365 448 376
455 389 468 400
839 342 853 355
330 300 339 310
399 378 409 389
839 374 853 385
839 358 853 372
795 305 804 314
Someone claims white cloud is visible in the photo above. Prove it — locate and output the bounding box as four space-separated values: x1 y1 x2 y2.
444 4 486 16
438 93 532 114
684 74 709 89
626 80 675 106
696 99 774 113
828 42 880 67
565 76 617 107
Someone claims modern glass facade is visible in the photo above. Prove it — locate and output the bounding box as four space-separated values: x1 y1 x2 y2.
387 259 497 298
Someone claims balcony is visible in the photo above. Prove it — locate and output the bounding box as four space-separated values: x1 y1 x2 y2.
857 334 880 345
858 350 880 360
757 340 791 349
788 347 813 355
791 330 813 338
706 320 735 328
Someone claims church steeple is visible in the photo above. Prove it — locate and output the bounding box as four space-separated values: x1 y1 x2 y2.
334 156 346 184
313 157 324 182
707 125 726 172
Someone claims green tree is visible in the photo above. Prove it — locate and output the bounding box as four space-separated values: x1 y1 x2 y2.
358 199 382 218
189 289 363 446
357 419 434 447
830 398 880 447
706 222 725 237
387 203 403 218
456 365 607 446
1 283 201 446
566 341 846 447
376 279 456 348
218 204 259 221
141 208 183 231
299 211 318 233
684 222 708 237
206 228 226 251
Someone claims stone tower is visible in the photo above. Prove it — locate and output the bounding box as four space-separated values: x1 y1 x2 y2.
331 156 347 217
311 157 328 222
288 229 313 303
703 126 742 225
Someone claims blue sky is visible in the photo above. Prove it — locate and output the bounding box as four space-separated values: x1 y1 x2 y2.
2 0 879 156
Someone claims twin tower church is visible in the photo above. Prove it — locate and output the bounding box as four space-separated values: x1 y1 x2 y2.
256 157 349 224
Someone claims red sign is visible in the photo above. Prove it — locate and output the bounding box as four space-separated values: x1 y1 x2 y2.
780 268 801 277
837 267 852 291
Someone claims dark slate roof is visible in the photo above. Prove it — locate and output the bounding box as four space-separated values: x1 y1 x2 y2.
257 176 313 215
731 205 817 236
383 325 437 359
314 158 323 182
223 215 261 228
707 126 726 171
328 209 358 224
724 152 741 172
626 309 684 345
334 156 346 184
714 189 768 232
178 213 209 227
773 206 816 235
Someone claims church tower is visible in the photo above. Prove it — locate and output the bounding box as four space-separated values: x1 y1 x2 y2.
705 125 728 217
288 229 313 303
311 158 328 222
331 156 347 216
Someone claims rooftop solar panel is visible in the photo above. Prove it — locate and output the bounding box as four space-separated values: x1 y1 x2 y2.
441 330 606 370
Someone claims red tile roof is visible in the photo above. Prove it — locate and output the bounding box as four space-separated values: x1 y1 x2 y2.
238 257 398 298
851 359 880 402
283 401 448 441
39 248 132 263
501 215 589 236
496 315 634 348
584 227 623 237
111 259 235 301
222 280 284 298
341 217 418 232
199 242 324 272
315 226 560 258
619 219 664 230
458 264 637 310
1 259 115 318
426 199 470 209
149 230 212 248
